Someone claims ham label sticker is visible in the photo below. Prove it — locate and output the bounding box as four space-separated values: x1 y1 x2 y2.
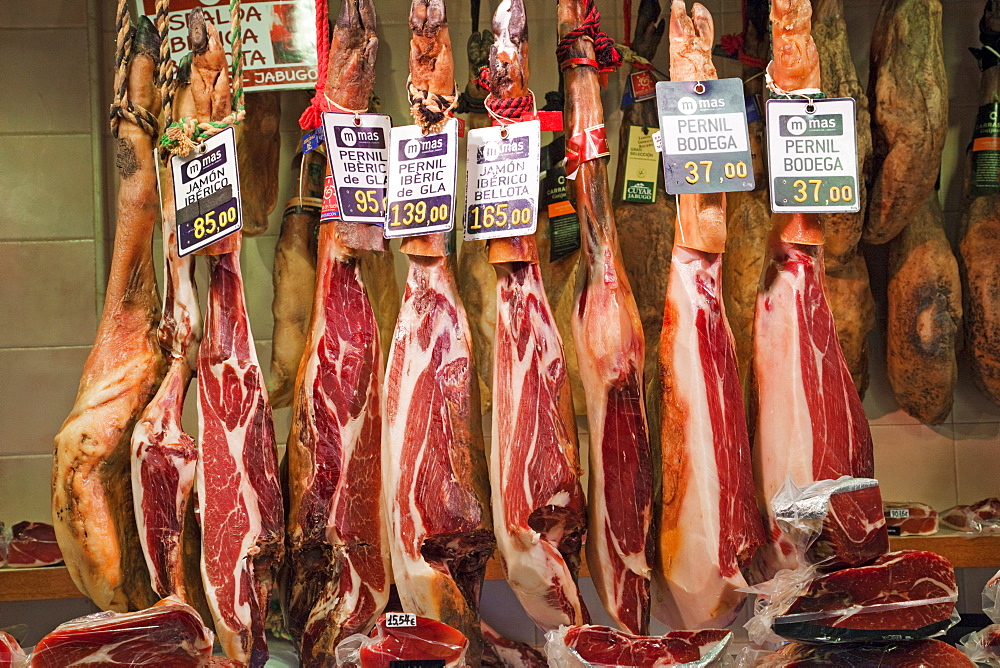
384 119 458 239
655 78 754 194
971 102 1000 196
622 125 659 203
463 120 541 241
136 0 317 91
766 97 861 213
321 113 391 225
172 127 242 256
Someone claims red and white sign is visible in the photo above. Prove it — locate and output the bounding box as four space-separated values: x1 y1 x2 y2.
136 0 317 92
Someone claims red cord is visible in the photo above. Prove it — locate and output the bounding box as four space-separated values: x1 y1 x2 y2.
299 0 331 130
555 0 622 73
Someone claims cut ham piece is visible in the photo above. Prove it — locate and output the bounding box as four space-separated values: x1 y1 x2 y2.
382 3 493 664
481 621 546 667
761 639 975 667
132 64 201 601
768 550 957 643
280 2 389 664
29 596 213 668
941 498 1000 533
337 614 469 668
884 501 939 536
545 625 732 667
772 477 888 571
654 0 764 631
52 16 164 612
483 0 588 635
0 631 25 668
559 0 652 634
4 521 62 568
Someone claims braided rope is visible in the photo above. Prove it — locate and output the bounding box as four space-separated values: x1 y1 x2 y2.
407 75 459 134
110 0 159 138
298 0 331 129
555 0 622 73
476 66 535 124
160 0 246 156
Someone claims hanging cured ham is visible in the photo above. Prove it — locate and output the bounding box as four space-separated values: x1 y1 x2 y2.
654 0 765 630
131 63 202 603
751 0 874 581
282 0 390 664
52 16 164 613
187 15 284 666
613 0 674 386
382 1 493 663
486 0 589 634
560 0 653 634
237 91 281 236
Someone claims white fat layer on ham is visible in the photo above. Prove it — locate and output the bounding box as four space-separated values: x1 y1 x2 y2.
383 259 474 616
654 247 745 630
753 254 816 571
197 251 279 664
491 263 584 631
573 248 650 631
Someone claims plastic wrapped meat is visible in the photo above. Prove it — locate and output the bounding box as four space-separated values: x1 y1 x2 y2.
757 639 974 667
749 550 957 644
959 569 1000 665
941 498 1000 533
4 522 63 568
772 477 888 571
29 596 214 668
0 632 26 668
884 501 939 536
335 614 468 667
544 625 731 667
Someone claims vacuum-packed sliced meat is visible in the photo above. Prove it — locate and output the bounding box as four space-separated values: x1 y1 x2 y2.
760 639 974 667
29 596 213 668
864 0 947 245
545 625 732 668
337 614 469 668
281 2 390 663
654 0 763 631
887 192 961 425
0 632 25 668
559 0 652 634
4 521 62 568
884 501 939 536
52 16 164 613
769 550 957 643
941 498 1000 533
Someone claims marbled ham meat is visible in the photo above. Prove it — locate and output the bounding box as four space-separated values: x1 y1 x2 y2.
770 550 957 643
481 621 546 667
29 597 213 668
772 478 888 571
760 639 975 667
338 614 469 668
884 501 938 536
545 625 732 667
3 522 62 568
654 0 764 631
941 498 1000 533
0 632 25 668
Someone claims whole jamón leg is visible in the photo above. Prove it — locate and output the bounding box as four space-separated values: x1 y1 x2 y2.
189 15 284 666
281 1 390 663
52 17 164 613
485 0 589 633
654 0 765 630
750 0 874 582
237 91 281 236
559 0 653 635
382 1 494 663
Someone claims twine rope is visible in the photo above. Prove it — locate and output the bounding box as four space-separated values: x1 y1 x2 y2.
110 0 160 138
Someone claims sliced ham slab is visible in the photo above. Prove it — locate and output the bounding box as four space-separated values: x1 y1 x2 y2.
761 639 974 667
545 625 731 667
4 522 62 568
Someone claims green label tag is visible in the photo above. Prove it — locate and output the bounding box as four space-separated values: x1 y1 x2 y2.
972 102 1000 196
622 125 659 203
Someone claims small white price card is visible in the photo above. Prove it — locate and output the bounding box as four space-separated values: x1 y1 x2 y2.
384 612 417 628
172 127 242 256
384 119 458 238
766 97 860 213
463 120 541 240
321 112 391 225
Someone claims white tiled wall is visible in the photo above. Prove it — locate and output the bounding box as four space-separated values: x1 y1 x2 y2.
1 0 998 646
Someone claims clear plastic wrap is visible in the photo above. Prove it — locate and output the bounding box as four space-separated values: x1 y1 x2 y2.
770 476 888 572
0 630 27 668
335 614 468 667
745 550 958 645
3 522 62 568
749 639 976 667
543 625 732 667
959 569 1000 665
941 498 1000 533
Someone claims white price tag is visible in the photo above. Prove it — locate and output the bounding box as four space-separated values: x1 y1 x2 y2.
171 126 242 256
766 97 860 213
384 119 458 238
321 113 391 225
384 612 417 628
888 509 910 519
463 120 541 241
